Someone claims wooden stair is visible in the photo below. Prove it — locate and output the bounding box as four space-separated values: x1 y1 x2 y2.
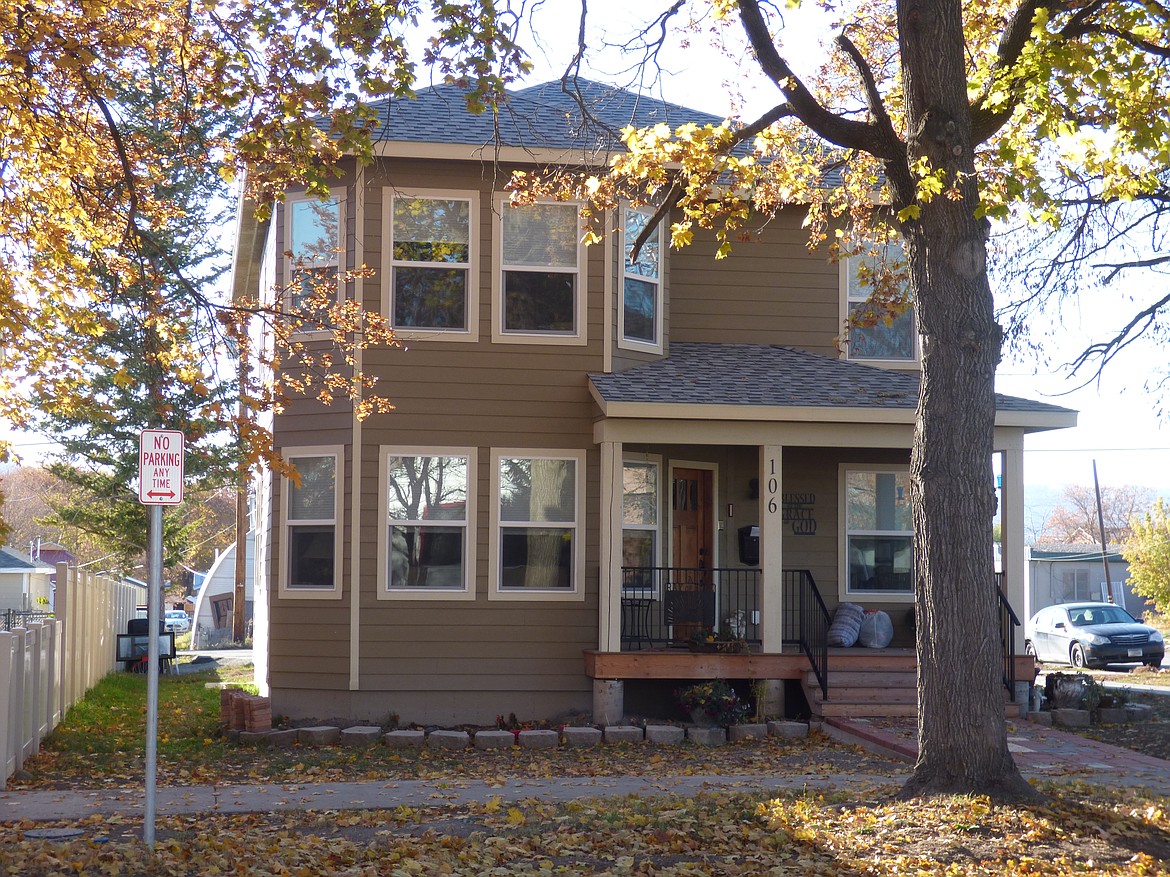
803 649 1028 719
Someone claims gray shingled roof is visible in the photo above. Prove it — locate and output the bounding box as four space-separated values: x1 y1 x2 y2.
365 78 729 153
0 547 53 573
589 343 1077 416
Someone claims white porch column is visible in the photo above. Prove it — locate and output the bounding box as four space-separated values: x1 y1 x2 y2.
759 445 784 653
598 441 623 652
999 437 1027 652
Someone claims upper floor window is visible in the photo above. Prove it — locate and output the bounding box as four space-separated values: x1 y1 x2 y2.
620 205 664 351
387 193 478 337
380 448 476 600
281 448 343 599
843 241 917 364
490 450 585 600
494 199 586 344
287 195 341 316
843 467 913 600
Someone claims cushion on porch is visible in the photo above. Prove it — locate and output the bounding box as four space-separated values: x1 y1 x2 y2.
827 602 865 647
858 609 894 648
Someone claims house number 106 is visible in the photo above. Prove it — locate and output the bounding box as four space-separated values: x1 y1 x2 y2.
766 458 779 515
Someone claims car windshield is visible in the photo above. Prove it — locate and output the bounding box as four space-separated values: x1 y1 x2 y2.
1067 606 1135 626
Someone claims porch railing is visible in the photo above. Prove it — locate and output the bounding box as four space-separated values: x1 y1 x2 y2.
782 569 830 699
995 572 1020 695
619 566 831 698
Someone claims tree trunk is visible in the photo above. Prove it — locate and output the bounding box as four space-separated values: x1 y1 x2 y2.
894 0 1036 799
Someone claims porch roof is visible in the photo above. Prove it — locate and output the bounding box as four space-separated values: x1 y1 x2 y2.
588 343 1077 430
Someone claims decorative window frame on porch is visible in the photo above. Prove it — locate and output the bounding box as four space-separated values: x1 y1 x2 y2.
839 464 915 602
492 196 587 345
279 446 344 600
377 447 477 601
383 189 479 340
489 449 586 601
621 454 662 595
839 239 919 367
617 203 664 354
284 189 345 336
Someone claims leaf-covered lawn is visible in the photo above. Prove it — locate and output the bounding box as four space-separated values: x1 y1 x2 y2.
2 785 1168 875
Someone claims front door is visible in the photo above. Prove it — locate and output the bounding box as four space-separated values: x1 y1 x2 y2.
670 468 714 644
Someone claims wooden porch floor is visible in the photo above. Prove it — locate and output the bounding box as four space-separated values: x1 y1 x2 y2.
584 648 1037 718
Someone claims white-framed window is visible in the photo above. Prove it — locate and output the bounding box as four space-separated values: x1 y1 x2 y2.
286 192 343 321
621 456 660 591
493 197 587 345
385 191 478 338
378 447 477 600
619 205 664 351
489 449 586 601
841 240 918 365
841 466 914 600
280 447 343 599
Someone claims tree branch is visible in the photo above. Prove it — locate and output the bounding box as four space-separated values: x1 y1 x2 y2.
970 0 1057 143
833 33 899 146
737 0 902 159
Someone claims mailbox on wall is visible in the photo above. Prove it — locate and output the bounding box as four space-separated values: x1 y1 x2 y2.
738 525 760 566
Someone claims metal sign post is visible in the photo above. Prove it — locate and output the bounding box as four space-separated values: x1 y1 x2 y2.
138 429 184 848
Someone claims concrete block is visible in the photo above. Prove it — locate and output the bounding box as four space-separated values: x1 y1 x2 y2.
561 726 602 748
340 726 384 747
1126 703 1154 723
768 720 809 739
383 730 426 749
644 725 685 744
238 730 271 746
297 726 341 746
687 726 726 746
728 723 768 742
1029 711 1054 726
1096 707 1128 724
1051 708 1091 729
603 725 644 744
267 729 299 748
593 680 624 726
427 730 470 750
518 729 560 750
474 730 516 750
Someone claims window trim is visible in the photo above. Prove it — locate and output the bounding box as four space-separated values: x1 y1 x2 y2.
621 453 662 596
839 246 919 368
278 445 344 600
617 204 665 354
838 464 915 603
377 445 478 601
488 448 586 601
284 189 346 337
491 195 588 346
382 189 480 342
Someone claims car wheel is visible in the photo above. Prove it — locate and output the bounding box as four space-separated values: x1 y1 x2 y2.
1024 640 1040 663
1070 643 1088 669
1147 659 1163 669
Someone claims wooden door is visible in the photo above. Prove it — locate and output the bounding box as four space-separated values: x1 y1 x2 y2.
670 468 713 643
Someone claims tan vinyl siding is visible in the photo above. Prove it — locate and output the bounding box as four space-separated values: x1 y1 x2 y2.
669 207 840 354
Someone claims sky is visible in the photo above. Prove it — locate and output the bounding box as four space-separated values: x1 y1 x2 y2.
3 2 1168 505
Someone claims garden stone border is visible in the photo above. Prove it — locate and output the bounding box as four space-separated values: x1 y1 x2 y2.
230 721 810 751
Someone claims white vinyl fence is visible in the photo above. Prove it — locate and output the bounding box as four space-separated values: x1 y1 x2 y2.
0 564 139 788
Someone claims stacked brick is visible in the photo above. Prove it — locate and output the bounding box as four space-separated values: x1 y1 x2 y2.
220 689 272 733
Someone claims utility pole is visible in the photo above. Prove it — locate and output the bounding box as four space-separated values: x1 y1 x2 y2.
1092 460 1116 603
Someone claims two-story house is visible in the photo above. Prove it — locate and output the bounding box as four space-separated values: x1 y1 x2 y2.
231 79 1077 726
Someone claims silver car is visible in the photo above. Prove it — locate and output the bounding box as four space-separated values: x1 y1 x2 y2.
1025 602 1164 669
164 609 191 633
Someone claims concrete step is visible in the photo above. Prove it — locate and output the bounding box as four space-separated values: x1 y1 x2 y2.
806 670 917 688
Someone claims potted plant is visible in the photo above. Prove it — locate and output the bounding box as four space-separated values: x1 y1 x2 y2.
675 680 750 726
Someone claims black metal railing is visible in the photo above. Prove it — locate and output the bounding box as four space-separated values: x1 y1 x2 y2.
995 572 1021 695
782 569 830 699
619 566 831 698
620 566 761 649
2 609 53 631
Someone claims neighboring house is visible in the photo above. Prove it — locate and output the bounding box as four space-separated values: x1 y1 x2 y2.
28 540 77 610
0 547 54 613
1026 544 1153 620
231 79 1077 725
191 532 255 648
